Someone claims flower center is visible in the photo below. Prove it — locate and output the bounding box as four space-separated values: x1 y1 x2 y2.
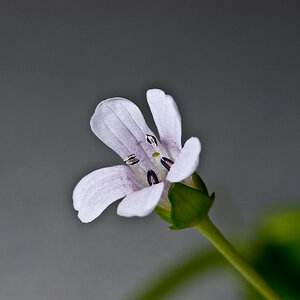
145 155 174 186
122 134 175 187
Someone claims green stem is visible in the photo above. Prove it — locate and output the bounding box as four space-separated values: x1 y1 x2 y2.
195 217 282 300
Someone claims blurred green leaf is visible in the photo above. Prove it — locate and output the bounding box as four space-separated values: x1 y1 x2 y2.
259 209 300 246
248 207 300 300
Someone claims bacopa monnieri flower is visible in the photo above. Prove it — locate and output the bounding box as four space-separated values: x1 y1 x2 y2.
73 89 201 222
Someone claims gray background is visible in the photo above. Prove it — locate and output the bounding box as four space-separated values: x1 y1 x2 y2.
0 1 299 299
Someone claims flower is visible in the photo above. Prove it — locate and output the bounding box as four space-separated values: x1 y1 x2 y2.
73 89 201 223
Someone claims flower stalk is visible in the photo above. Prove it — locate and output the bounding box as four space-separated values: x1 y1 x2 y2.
167 178 282 300
195 216 282 300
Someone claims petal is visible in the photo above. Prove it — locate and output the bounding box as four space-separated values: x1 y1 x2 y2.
90 98 160 175
73 165 142 223
166 137 201 182
147 89 182 159
117 182 164 217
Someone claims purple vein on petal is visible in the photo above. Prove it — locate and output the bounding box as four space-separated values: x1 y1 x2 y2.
105 104 158 172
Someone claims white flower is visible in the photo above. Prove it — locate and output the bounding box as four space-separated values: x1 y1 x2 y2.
73 89 201 223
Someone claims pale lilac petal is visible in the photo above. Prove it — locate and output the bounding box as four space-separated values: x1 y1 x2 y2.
90 98 161 175
147 89 182 159
117 182 164 217
166 137 201 182
73 165 142 223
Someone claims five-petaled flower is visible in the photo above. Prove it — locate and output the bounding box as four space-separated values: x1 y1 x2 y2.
73 89 201 222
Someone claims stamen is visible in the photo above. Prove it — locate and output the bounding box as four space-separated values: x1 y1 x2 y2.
160 157 174 171
123 154 139 166
147 170 159 186
145 134 158 147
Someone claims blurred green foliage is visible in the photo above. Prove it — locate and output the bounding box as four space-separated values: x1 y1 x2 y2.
248 208 300 300
130 207 300 300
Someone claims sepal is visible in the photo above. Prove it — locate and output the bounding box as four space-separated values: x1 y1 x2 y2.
168 182 214 230
155 206 173 224
192 172 209 195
